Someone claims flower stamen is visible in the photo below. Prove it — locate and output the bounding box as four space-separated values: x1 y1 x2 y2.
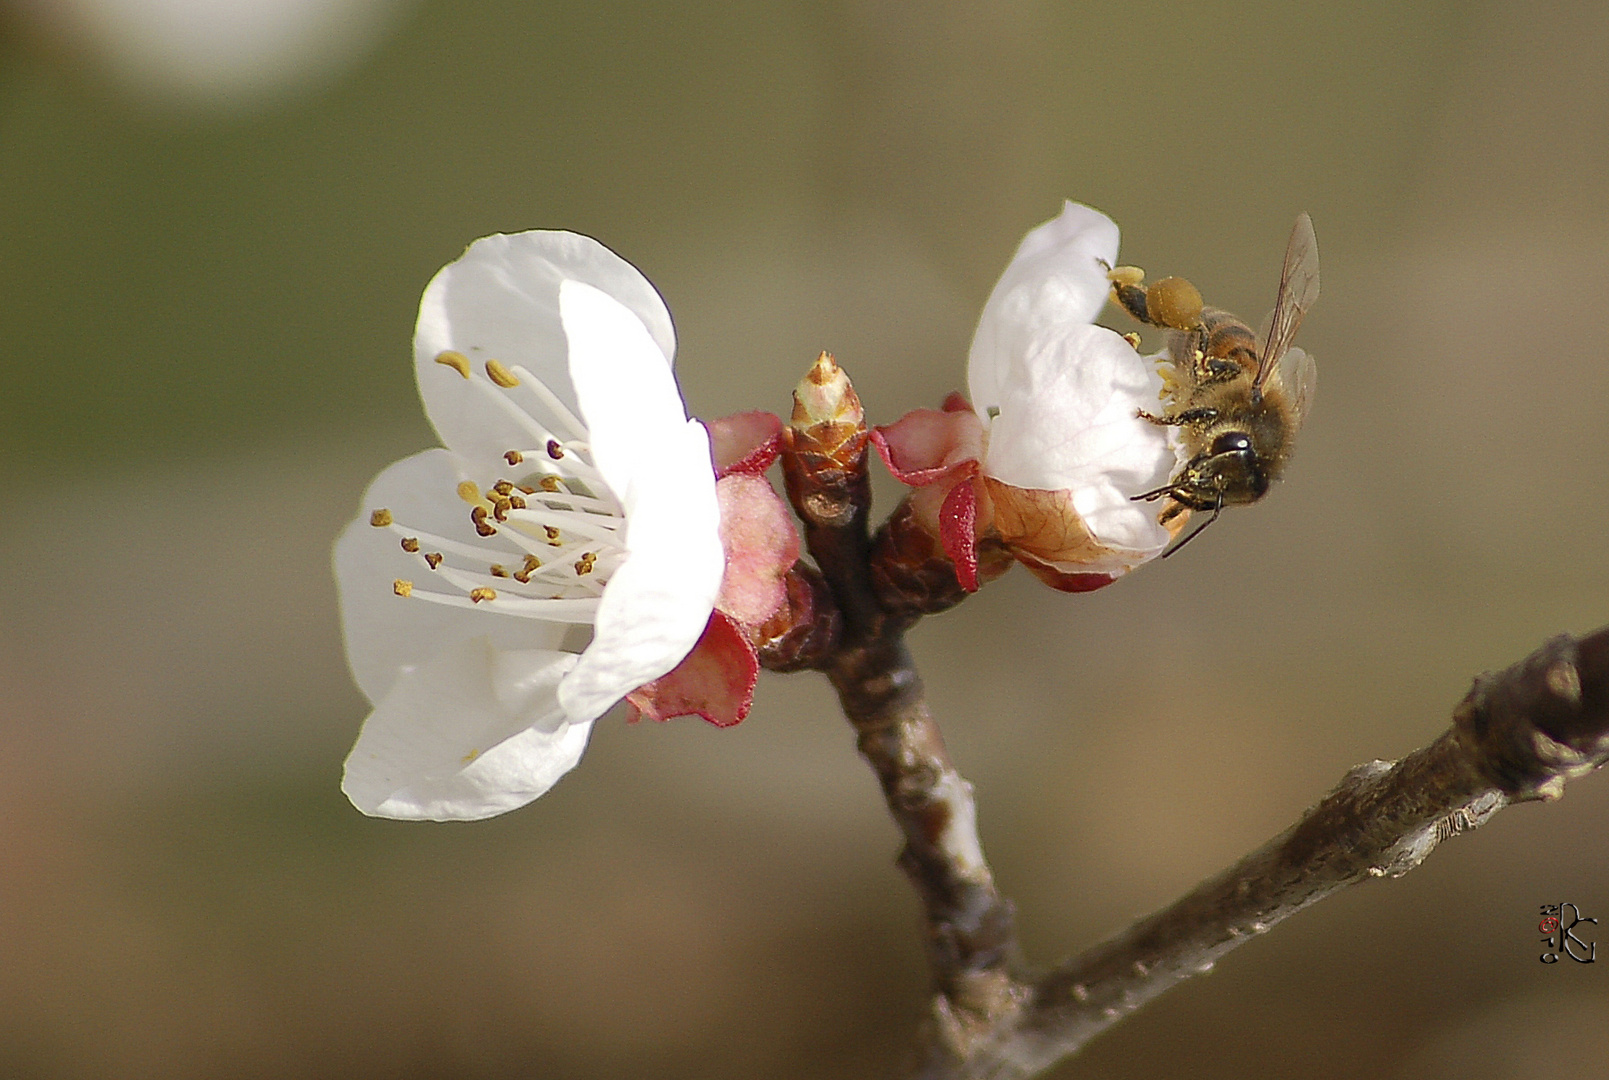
433 350 471 378
484 359 519 387
508 363 588 441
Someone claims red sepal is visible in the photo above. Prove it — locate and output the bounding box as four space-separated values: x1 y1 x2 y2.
707 411 783 478
938 481 980 592
625 611 758 728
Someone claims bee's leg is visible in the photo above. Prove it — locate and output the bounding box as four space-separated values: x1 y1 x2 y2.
1107 268 1205 333
1105 264 1154 326
1181 333 1237 385
1136 406 1219 427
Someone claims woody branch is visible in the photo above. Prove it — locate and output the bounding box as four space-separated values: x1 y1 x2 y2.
930 623 1609 1080
767 354 1028 1054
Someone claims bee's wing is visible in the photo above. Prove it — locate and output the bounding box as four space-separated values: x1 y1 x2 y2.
1271 346 1317 428
1253 212 1319 392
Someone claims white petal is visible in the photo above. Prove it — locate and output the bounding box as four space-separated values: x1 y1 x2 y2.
556 279 724 721
556 432 723 722
414 231 676 464
334 448 571 704
342 636 585 820
969 201 1120 418
985 323 1174 552
558 279 698 513
1071 483 1172 565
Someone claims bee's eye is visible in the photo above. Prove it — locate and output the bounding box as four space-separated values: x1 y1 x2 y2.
1210 432 1253 457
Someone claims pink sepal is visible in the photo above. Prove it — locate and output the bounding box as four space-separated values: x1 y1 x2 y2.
715 473 800 626
707 411 783 478
625 611 758 728
870 406 984 487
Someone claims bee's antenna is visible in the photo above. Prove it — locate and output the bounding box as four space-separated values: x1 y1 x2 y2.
1161 493 1223 558
1131 482 1178 503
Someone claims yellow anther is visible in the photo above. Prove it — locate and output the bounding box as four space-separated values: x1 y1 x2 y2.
471 506 497 537
393 579 413 597
546 439 564 460
538 476 562 493
434 350 472 378
493 480 514 496
400 537 420 553
508 494 526 510
469 587 497 603
544 526 561 545
504 450 524 466
575 551 597 575
492 498 512 522
485 359 520 387
490 564 508 577
523 554 542 572
514 554 542 584
457 480 484 505
370 509 393 527
460 748 480 764
1121 332 1142 350
1107 265 1146 287
424 552 443 569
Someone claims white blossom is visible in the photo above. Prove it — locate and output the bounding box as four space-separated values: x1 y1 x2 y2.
335 232 722 821
968 201 1179 573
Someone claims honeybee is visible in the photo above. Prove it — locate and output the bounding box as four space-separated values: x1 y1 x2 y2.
1106 212 1319 554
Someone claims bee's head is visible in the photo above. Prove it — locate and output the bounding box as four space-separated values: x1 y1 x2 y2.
1172 431 1269 509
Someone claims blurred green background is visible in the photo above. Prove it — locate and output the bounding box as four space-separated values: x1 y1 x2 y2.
2 0 1606 1077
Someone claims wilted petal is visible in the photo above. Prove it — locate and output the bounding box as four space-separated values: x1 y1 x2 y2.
414 231 677 466
342 636 586 821
1013 550 1120 594
969 201 1121 418
985 477 1167 576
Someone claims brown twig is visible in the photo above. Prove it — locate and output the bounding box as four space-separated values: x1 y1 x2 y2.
769 354 1609 1079
776 355 1028 1053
